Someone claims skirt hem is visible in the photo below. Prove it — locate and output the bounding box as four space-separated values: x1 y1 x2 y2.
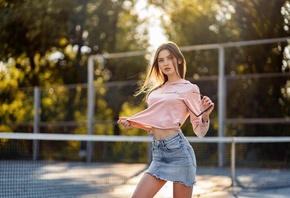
145 172 196 187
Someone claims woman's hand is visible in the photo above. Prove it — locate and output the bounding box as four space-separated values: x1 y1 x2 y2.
117 117 132 129
201 96 214 122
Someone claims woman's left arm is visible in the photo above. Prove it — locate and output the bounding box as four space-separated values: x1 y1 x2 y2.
183 86 214 138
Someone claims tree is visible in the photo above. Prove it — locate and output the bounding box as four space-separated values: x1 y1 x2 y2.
0 0 73 86
0 0 150 161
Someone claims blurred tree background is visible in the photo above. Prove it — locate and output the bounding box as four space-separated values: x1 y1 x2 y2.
0 0 289 166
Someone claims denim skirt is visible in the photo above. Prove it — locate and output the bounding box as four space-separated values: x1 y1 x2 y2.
146 131 197 187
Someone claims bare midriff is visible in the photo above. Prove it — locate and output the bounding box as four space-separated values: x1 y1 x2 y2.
152 128 180 140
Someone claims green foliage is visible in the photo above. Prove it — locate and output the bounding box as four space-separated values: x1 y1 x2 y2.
0 60 34 128
0 0 149 127
0 0 150 162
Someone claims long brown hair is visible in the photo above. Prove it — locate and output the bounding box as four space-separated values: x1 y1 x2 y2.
135 41 186 97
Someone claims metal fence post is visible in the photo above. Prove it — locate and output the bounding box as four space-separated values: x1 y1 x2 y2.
87 56 96 162
87 55 105 162
33 86 40 161
218 46 226 167
231 137 236 187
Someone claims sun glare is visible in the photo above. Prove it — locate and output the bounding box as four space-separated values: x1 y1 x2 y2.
135 0 167 51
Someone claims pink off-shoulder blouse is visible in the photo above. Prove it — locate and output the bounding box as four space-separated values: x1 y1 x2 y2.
122 79 210 138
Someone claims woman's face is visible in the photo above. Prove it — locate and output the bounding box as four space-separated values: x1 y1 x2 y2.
157 49 179 78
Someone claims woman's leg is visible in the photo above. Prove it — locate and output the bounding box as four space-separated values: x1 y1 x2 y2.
131 173 166 198
173 182 193 198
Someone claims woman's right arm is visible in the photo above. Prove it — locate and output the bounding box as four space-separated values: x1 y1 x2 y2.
118 117 152 131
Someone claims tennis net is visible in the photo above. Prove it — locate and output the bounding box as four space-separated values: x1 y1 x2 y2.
0 133 150 198
1 132 290 197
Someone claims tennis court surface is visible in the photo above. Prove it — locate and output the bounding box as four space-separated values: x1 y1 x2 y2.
1 161 290 198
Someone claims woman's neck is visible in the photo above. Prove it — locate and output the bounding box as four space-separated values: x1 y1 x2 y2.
167 76 182 83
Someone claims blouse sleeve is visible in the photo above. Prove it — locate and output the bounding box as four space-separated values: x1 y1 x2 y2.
182 85 210 138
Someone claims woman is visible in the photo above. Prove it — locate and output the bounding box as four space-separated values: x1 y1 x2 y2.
118 41 214 198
